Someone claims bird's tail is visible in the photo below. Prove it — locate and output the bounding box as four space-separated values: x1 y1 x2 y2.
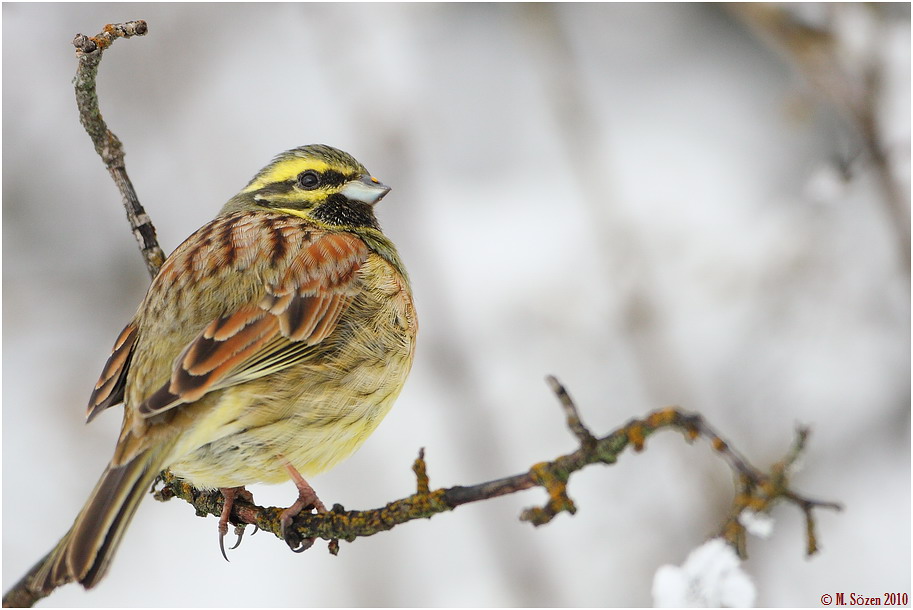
24 448 168 596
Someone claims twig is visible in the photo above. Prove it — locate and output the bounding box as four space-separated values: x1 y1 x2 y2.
719 425 842 557
546 374 597 450
72 20 164 278
1 552 55 609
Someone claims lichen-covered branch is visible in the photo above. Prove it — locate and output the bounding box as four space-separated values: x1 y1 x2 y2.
72 20 164 278
152 376 841 562
0 373 842 608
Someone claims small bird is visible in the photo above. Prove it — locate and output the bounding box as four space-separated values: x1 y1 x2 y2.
29 145 417 592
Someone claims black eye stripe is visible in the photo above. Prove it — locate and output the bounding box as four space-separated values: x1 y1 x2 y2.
296 169 349 190
321 170 347 187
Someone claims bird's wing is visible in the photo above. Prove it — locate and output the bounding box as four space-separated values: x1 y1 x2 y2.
135 231 369 418
86 324 139 422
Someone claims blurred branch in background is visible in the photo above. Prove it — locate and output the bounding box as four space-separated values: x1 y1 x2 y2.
730 3 911 277
517 3 699 411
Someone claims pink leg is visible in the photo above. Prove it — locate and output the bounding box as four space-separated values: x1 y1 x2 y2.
218 486 254 561
279 462 327 552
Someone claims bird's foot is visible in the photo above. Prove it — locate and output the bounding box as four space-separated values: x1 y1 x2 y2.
218 486 255 561
279 463 327 552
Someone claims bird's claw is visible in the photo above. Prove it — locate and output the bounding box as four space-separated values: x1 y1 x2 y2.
291 537 316 553
280 513 316 552
217 486 254 561
217 522 247 561
218 522 231 562
229 523 247 550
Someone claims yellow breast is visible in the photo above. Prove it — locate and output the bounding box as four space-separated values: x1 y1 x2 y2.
167 252 417 489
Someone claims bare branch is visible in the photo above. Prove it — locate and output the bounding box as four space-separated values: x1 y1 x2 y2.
72 20 164 278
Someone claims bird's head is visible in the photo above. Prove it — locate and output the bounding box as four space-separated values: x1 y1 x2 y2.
222 144 390 231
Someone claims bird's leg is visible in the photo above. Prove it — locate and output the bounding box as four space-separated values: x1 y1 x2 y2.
279 462 327 552
218 486 254 561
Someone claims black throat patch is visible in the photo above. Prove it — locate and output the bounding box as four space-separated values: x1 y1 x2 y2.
311 193 381 230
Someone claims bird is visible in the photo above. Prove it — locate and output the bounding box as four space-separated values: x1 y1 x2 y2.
28 144 418 593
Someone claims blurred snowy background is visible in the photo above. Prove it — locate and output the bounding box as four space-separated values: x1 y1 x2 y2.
3 3 909 607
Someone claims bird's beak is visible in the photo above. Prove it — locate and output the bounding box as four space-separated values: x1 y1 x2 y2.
340 174 391 205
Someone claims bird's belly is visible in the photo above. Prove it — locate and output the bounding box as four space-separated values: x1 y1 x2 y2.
168 353 410 489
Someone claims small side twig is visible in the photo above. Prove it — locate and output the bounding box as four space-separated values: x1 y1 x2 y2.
546 374 597 450
72 20 164 278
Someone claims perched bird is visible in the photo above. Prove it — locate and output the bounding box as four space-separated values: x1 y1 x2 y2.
29 145 417 592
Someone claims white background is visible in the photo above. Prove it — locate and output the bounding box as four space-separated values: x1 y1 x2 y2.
3 3 909 606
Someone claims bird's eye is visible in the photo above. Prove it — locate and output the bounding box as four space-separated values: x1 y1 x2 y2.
297 170 320 190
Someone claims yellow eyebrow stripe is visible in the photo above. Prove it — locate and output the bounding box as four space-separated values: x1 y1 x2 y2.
243 158 332 192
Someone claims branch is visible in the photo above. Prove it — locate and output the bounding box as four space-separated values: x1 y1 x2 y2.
153 376 841 561
72 20 164 278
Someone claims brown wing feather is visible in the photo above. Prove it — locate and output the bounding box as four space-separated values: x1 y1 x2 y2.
86 324 138 422
137 231 368 417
